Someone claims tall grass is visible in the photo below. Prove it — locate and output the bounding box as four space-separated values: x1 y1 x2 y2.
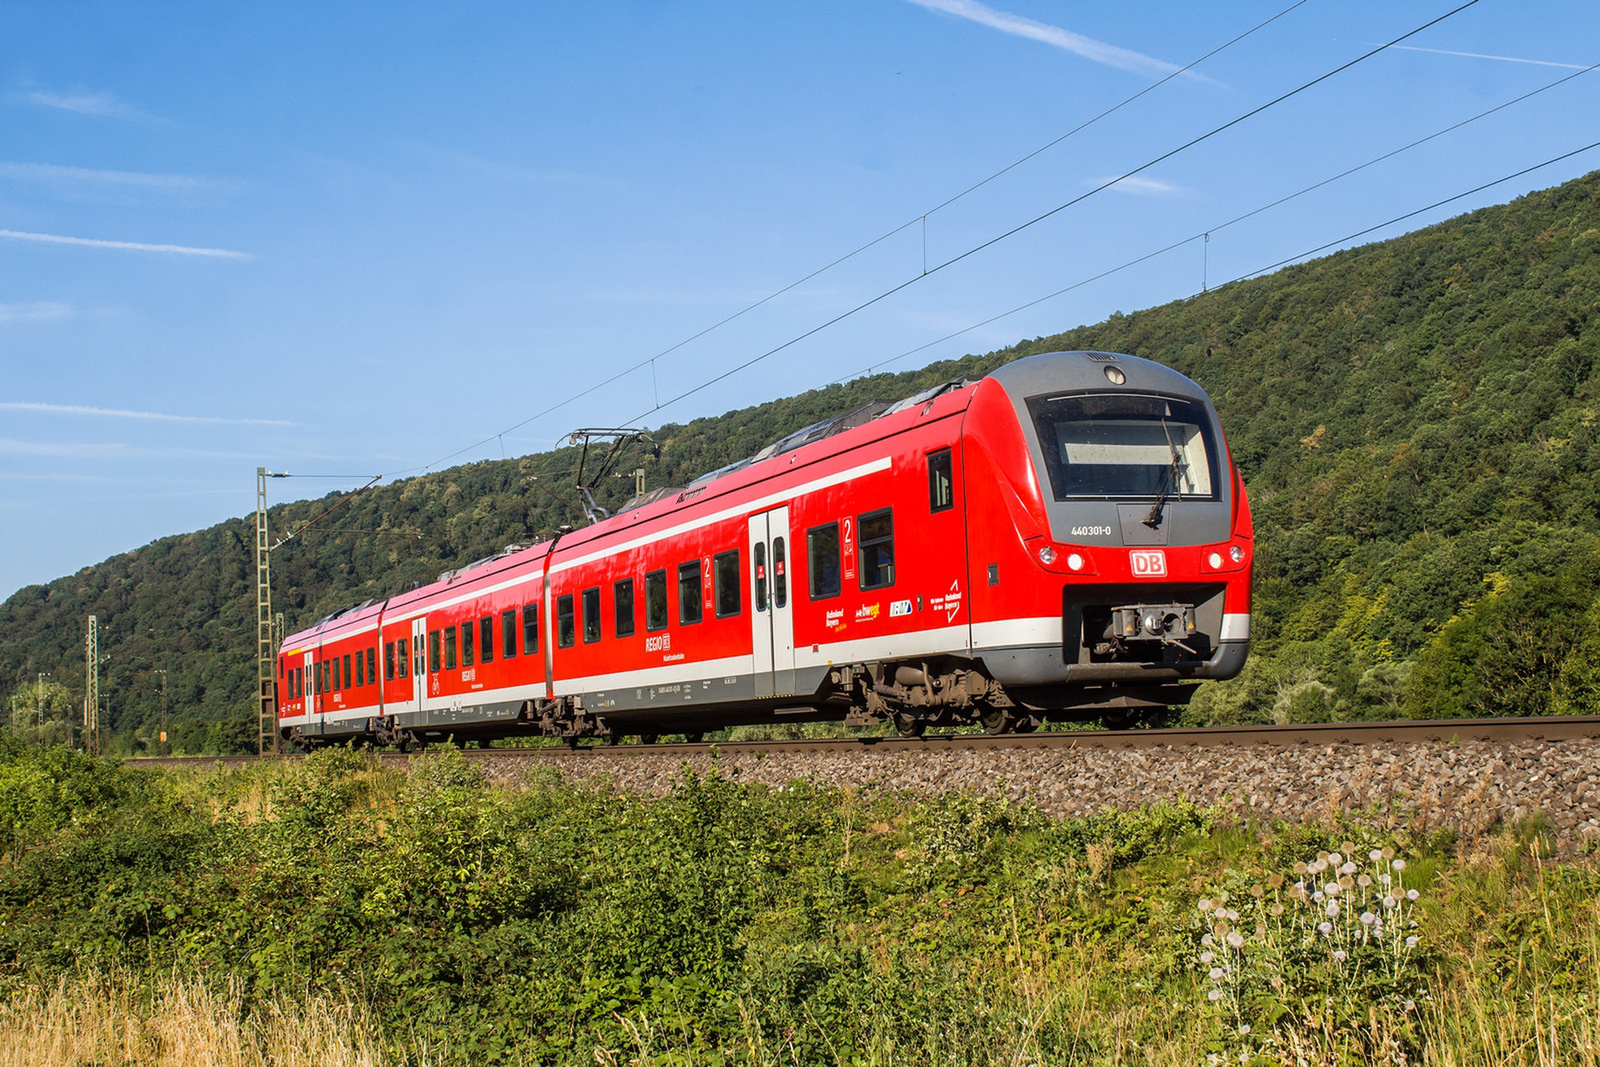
0 972 384 1067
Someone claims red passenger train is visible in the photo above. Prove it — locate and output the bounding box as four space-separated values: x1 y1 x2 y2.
275 350 1252 747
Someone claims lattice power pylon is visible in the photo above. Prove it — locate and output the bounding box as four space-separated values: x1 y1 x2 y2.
256 468 278 756
83 614 99 755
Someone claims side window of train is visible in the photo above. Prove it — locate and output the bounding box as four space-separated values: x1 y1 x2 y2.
414 634 424 676
480 615 494 663
645 569 669 631
678 561 703 625
928 448 954 512
336 655 346 691
753 543 768 612
523 603 539 655
398 640 409 679
774 537 787 608
582 587 602 644
714 549 741 618
355 649 365 687
344 653 353 689
461 619 475 667
503 608 518 658
807 522 841 600
615 578 636 637
444 626 458 670
557 594 576 648
429 629 441 673
367 647 375 686
858 508 895 590
384 642 395 681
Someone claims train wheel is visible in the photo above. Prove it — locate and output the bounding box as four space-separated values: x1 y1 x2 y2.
981 708 1013 735
639 733 659 745
683 731 705 744
606 732 621 746
563 735 580 750
894 714 926 738
397 735 413 753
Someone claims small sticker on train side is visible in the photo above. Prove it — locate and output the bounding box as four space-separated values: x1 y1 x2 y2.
1129 549 1167 577
889 599 912 617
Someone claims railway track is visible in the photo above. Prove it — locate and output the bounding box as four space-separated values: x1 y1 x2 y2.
124 714 1600 769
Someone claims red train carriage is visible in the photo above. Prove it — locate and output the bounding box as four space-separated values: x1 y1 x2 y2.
276 350 1252 747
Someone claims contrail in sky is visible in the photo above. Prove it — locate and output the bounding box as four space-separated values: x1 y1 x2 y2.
1390 44 1588 69
905 0 1191 78
0 402 291 425
0 228 249 258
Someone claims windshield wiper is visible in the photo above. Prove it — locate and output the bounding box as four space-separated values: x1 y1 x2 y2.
1143 419 1185 529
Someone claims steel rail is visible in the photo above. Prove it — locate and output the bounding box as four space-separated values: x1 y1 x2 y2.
123 715 1600 769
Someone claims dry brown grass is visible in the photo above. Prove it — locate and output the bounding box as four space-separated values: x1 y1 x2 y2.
0 971 385 1067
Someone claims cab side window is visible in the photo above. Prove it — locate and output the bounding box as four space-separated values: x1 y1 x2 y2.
678 561 703 625
645 569 668 631
582 587 602 644
714 550 741 618
858 508 895 590
557 594 576 648
928 448 954 512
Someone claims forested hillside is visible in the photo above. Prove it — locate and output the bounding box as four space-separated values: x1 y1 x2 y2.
6 171 1600 751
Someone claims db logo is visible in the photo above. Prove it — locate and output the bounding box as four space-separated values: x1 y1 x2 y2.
1129 550 1167 577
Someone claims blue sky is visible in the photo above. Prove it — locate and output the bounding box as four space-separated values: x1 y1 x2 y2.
3 1 1597 599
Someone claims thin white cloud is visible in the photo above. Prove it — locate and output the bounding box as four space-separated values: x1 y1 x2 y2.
0 161 233 193
23 90 157 121
0 439 258 460
906 0 1185 78
0 302 71 324
1086 174 1189 196
1390 45 1589 70
0 229 249 259
0 402 292 426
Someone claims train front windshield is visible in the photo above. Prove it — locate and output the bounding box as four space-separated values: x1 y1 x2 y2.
1026 393 1219 500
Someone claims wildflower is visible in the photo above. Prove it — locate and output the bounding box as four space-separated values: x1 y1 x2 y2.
1406 935 1420 948
1404 999 1416 1012
1406 888 1419 901
1318 922 1332 935
1250 885 1264 899
1333 950 1347 962
1227 931 1245 948
1199 898 1213 912
1269 902 1284 917
1313 891 1325 903
1239 1025 1251 1035
1382 847 1396 860
1268 874 1284 889
1340 861 1357 876
1357 874 1372 888
1380 873 1392 885
1326 901 1340 919
1202 934 1215 946
1392 859 1406 871
1325 882 1341 896
1360 912 1376 925
1208 989 1223 1002
1341 841 1356 855
1293 861 1308 875
1369 849 1383 862
1383 896 1397 909
1209 967 1225 979
1329 852 1343 865
1200 951 1215 964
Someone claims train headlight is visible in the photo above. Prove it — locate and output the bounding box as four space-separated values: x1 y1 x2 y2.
1104 366 1126 385
1208 551 1223 569
1066 552 1084 571
1230 544 1245 563
1038 545 1056 565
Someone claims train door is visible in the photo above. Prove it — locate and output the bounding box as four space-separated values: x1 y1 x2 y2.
303 650 316 727
748 506 796 697
410 617 427 716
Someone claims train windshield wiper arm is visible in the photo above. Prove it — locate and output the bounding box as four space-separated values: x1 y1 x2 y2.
1143 420 1185 529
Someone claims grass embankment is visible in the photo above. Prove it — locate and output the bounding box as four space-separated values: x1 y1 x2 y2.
2 735 1597 1065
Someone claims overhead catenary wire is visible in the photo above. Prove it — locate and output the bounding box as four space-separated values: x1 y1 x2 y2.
827 58 1600 383
385 0 1313 478
622 0 1484 426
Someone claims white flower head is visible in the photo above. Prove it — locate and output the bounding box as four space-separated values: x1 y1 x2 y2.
1369 849 1383 862
1333 949 1347 962
1340 861 1357 875
1404 999 1416 1012
1326 882 1342 897
1317 922 1332 935
1199 898 1213 912
1329 852 1343 865
1360 911 1376 925
1326 900 1340 919
1392 859 1406 871
1239 1024 1251 1035
1383 896 1397 909
1407 888 1419 901
1200 951 1215 964
1202 934 1214 946
1313 891 1325 903
1380 874 1392 885
1209 966 1224 979
1208 989 1223 1002
1406 935 1420 948
1227 931 1245 948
